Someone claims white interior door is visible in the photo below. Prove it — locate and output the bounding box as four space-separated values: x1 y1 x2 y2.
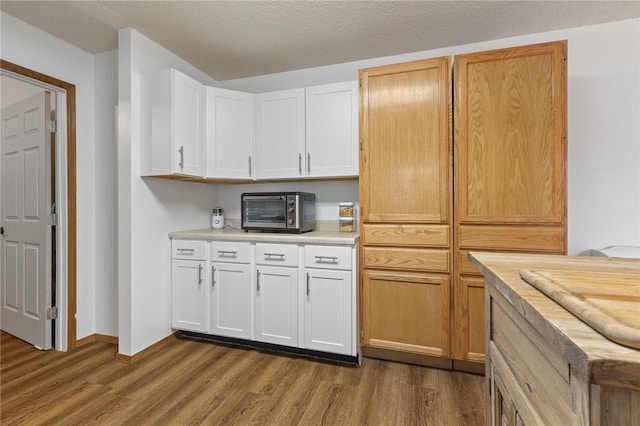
1 91 52 349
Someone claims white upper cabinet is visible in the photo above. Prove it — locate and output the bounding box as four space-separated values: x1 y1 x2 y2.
140 68 205 177
206 87 255 179
255 88 306 179
305 81 359 177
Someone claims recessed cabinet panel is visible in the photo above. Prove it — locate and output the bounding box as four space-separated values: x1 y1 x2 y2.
305 81 358 177
172 260 209 333
254 266 299 346
206 87 255 179
362 270 449 357
304 269 353 355
211 262 252 339
255 89 306 179
452 277 485 362
360 57 451 223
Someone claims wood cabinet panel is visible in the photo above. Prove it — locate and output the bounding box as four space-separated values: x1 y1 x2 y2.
360 57 451 224
454 41 566 225
363 247 449 273
362 269 450 357
458 250 481 275
363 224 450 247
458 225 565 252
452 276 485 362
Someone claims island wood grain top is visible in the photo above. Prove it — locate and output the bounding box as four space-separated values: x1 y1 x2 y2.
520 268 640 350
469 252 640 390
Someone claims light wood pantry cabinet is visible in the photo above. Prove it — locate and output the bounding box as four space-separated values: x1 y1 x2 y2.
452 41 567 363
206 87 255 179
140 68 205 177
359 41 567 367
359 57 453 360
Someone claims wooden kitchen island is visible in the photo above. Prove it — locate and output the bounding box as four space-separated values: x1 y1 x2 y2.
469 252 640 425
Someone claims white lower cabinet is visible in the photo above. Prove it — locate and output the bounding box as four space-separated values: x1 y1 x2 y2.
171 240 209 333
304 269 352 355
254 243 300 346
303 244 354 355
171 239 358 359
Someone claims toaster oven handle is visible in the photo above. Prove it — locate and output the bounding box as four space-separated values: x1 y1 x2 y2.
242 196 286 201
299 153 302 175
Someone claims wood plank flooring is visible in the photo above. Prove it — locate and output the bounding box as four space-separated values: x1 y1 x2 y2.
1 331 485 425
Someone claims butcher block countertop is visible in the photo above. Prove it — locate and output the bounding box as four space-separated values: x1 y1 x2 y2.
469 252 640 391
169 221 359 246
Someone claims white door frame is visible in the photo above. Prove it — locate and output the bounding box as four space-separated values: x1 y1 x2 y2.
0 69 70 351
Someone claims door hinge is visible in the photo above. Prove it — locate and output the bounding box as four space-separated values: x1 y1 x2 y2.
360 329 364 343
46 120 57 133
46 307 58 320
47 213 58 226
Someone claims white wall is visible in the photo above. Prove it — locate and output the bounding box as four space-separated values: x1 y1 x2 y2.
222 18 640 255
117 29 219 356
0 76 44 107
1 12 98 339
94 50 118 336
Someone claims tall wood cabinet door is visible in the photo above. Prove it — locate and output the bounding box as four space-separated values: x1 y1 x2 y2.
362 269 450 357
454 41 567 228
359 57 452 224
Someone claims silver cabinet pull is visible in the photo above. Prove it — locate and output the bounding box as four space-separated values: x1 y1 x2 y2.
298 153 302 175
177 248 195 253
306 272 310 296
218 250 237 256
198 264 203 284
248 155 252 177
178 145 184 168
264 253 285 259
315 255 338 263
256 269 261 292
211 265 216 287
307 152 311 174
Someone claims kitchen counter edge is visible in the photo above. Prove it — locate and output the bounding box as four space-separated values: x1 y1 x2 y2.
169 228 359 245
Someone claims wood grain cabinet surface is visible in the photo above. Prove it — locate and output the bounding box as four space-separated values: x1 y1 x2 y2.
359 41 567 367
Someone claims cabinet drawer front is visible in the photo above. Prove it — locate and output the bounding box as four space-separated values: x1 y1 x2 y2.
458 250 482 275
363 224 450 248
172 240 207 260
211 241 251 263
364 247 449 273
458 225 565 252
304 245 352 270
256 243 299 267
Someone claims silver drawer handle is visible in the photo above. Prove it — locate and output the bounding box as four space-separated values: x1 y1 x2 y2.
218 250 238 256
264 253 285 259
315 255 338 262
306 272 310 296
198 264 203 284
177 248 195 253
211 266 216 287
256 269 261 292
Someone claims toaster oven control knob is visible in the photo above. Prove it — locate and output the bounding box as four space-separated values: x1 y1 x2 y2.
288 219 294 225
288 207 294 213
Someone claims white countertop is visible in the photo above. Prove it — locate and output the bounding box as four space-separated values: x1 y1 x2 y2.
169 222 359 245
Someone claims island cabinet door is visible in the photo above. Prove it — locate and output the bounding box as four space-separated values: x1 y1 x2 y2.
362 269 450 358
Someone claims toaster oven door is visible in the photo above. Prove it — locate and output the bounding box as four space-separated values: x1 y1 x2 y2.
242 196 288 229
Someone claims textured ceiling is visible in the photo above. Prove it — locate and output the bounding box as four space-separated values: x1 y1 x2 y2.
2 1 639 81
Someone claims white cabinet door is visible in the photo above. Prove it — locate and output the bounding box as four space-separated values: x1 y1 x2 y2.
206 87 255 179
210 262 252 339
303 269 353 355
255 89 305 179
305 81 358 177
254 266 299 346
172 259 209 333
140 69 205 177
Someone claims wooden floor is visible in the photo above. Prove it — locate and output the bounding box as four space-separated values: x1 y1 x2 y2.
1 331 485 425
